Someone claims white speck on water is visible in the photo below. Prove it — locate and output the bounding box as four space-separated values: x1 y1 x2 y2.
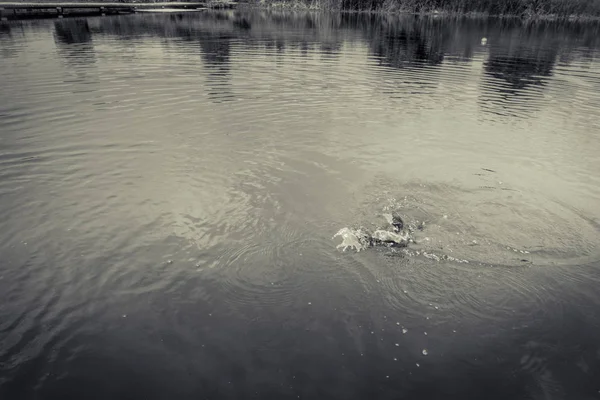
122 314 127 318
443 215 448 219
395 343 399 347
402 328 408 334
393 358 398 361
426 317 430 320
396 322 400 325
424 332 428 335
166 260 173 264
416 363 420 367
453 330 456 333
403 290 408 294
209 313 212 316
386 375 389 379
360 353 364 356
308 302 311 305
422 349 428 355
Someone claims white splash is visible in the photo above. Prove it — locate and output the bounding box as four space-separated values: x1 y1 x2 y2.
372 230 410 245
332 227 370 252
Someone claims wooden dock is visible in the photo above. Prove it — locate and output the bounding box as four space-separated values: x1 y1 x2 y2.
0 1 237 19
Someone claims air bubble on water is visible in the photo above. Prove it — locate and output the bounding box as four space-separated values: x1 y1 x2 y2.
422 349 428 356
402 328 408 334
435 306 439 310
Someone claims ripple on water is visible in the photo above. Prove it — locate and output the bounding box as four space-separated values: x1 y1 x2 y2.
1 13 600 398
352 177 600 268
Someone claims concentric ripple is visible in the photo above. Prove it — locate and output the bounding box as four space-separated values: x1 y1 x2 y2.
1 12 600 400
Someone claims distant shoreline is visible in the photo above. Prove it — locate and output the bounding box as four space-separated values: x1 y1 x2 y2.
2 0 600 20
239 0 600 21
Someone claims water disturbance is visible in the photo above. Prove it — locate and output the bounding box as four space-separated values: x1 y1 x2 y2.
1 11 600 400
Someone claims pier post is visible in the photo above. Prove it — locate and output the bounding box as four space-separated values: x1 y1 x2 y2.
0 7 6 21
56 6 63 18
100 6 105 15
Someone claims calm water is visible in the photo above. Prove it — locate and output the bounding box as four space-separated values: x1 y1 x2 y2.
1 11 600 399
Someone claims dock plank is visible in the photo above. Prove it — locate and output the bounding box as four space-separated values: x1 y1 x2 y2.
0 1 236 9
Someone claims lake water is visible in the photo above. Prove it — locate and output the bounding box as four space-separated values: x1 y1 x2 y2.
1 11 600 399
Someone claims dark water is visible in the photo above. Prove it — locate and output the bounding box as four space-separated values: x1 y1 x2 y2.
1 11 600 399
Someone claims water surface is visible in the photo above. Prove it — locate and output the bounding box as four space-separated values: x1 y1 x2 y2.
1 12 600 399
